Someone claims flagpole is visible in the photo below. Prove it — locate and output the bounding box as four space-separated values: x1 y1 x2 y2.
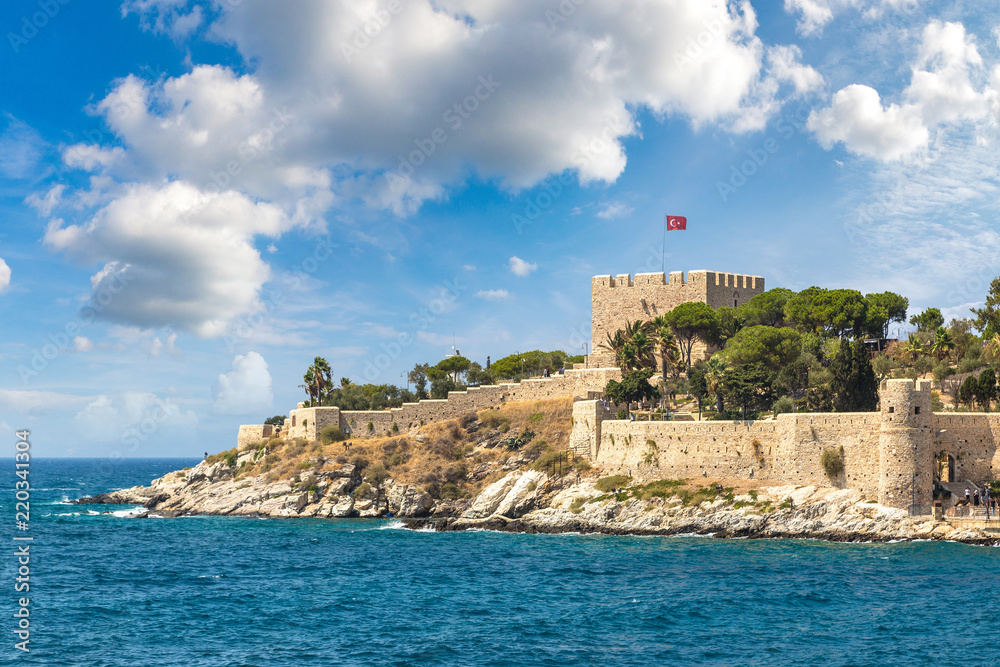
661 214 666 273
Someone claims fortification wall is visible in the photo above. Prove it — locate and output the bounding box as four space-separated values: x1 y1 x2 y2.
280 368 621 442
589 270 764 368
286 406 341 441
931 413 1000 483
237 424 274 449
592 411 883 497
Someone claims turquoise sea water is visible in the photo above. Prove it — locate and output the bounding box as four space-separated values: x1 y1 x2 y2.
2 458 1000 666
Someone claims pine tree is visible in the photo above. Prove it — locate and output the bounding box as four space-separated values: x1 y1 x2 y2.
830 339 879 412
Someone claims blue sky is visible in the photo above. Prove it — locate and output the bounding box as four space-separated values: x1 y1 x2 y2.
3 0 1000 457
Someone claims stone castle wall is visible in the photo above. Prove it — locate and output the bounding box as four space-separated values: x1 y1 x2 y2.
589 270 764 367
577 379 1000 509
237 424 274 449
280 367 622 441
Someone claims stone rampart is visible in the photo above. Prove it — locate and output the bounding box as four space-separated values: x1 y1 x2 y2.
283 367 622 440
237 424 274 449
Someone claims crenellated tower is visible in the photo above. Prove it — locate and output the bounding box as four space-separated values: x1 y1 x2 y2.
877 379 934 509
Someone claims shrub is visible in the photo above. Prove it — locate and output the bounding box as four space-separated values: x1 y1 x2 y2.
440 483 464 499
352 482 371 498
772 396 794 416
595 475 631 492
392 421 399 433
574 458 591 472
351 455 370 471
320 426 346 444
529 412 544 423
459 413 479 428
569 497 585 514
532 450 568 472
365 463 390 487
616 409 628 420
820 446 845 478
502 428 535 451
523 439 550 459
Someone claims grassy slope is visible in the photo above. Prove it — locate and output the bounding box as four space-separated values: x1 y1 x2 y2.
204 397 592 501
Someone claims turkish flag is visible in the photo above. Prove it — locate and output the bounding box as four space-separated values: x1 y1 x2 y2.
666 215 687 230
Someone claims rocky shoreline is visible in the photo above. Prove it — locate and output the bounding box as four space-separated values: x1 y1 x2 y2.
73 457 1000 546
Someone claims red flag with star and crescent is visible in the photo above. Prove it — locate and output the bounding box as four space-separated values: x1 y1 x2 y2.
666 215 687 230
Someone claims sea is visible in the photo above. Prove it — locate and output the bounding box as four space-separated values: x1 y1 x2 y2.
1 458 998 667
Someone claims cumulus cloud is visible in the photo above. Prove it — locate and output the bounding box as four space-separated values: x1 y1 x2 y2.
43 181 289 337
109 1 816 209
475 289 510 301
0 115 46 179
784 0 919 36
808 84 928 160
0 258 10 292
73 336 93 352
508 256 537 277
808 20 996 161
212 352 273 415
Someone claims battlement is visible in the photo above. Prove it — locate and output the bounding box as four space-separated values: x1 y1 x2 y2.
592 271 764 291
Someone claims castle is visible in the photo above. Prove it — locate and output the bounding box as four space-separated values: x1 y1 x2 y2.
236 269 999 511
588 270 764 367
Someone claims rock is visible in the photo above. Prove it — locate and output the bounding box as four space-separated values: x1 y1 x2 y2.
388 484 433 517
462 473 520 519
493 470 546 519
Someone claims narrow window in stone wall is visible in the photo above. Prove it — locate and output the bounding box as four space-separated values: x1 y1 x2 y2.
914 406 920 414
888 407 894 413
292 416 296 426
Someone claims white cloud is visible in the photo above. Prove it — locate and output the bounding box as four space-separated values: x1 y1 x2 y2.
808 84 928 160
475 289 510 301
0 116 46 179
212 351 273 415
808 20 997 161
73 336 93 352
26 184 64 216
73 391 198 448
44 181 289 337
508 256 537 277
109 1 816 213
595 202 633 220
783 0 919 37
0 389 88 415
0 258 10 292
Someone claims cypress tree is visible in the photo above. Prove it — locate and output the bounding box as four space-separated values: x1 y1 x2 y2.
830 339 879 412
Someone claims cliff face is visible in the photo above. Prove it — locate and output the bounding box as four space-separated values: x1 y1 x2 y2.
79 460 999 546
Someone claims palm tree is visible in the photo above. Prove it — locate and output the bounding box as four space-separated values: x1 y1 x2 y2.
904 334 925 362
600 321 655 373
302 368 317 405
650 315 681 380
984 333 1000 364
704 355 729 414
931 327 955 361
304 357 332 405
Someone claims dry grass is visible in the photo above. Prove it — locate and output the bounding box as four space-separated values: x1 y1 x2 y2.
222 397 578 498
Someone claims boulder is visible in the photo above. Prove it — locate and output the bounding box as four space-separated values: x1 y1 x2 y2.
390 486 433 517
462 472 519 519
493 470 546 519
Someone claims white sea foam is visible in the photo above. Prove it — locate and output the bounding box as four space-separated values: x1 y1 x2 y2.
110 507 145 518
377 520 406 530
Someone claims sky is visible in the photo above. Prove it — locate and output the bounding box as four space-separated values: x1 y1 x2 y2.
2 0 1000 457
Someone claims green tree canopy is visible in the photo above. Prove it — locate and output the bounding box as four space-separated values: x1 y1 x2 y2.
909 307 944 332
604 368 661 415
971 277 1000 337
721 325 802 371
664 302 720 367
829 339 879 412
976 368 996 412
722 362 778 417
785 287 868 338
739 288 794 327
864 291 909 338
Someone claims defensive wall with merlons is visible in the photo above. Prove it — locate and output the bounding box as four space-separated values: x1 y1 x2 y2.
588 270 765 368
569 379 1000 510
244 366 623 443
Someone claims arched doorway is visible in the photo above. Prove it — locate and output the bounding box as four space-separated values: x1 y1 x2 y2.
937 451 956 483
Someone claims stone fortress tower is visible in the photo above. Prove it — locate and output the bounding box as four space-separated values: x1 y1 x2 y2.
878 379 934 509
589 270 765 367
